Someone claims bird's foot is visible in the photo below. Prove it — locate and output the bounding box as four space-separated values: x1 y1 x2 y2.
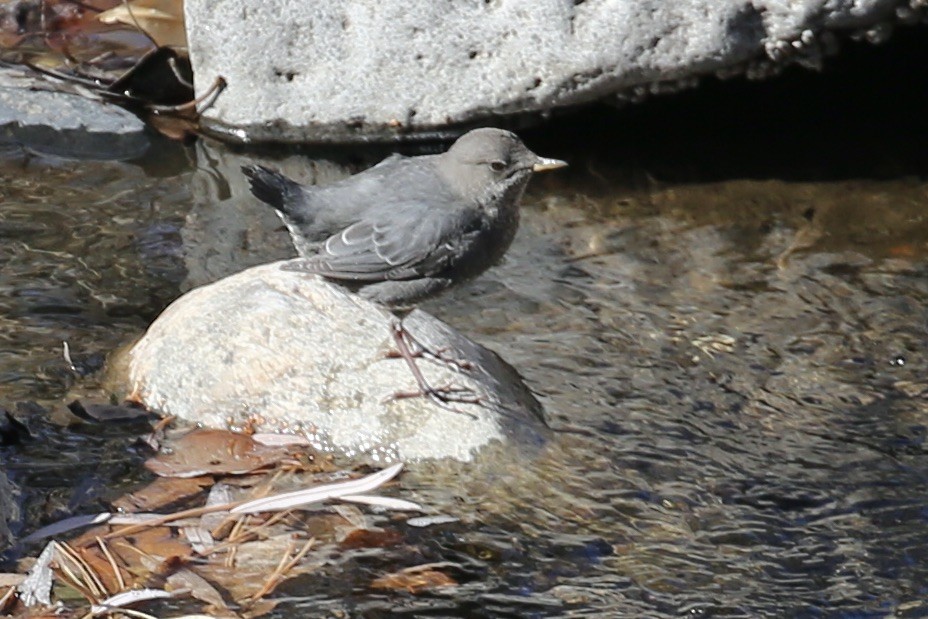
383 321 475 373
387 384 481 419
385 319 482 419
383 347 475 372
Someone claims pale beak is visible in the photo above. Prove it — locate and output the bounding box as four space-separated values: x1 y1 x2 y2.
532 157 568 173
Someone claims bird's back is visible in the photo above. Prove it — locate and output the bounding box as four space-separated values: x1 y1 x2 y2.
292 153 458 242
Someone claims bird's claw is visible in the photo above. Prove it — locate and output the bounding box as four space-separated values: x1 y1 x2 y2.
385 384 481 419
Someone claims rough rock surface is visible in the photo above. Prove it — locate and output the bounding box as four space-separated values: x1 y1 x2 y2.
0 68 148 160
186 0 907 143
0 471 17 551
127 261 548 462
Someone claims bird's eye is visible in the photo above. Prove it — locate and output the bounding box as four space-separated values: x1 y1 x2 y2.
490 160 506 172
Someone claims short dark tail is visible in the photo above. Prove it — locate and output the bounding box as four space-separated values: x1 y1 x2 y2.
241 164 302 214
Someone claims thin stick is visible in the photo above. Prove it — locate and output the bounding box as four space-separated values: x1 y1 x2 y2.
0 586 16 613
246 537 314 604
54 551 98 603
55 542 106 599
168 56 193 89
119 0 159 49
95 536 125 591
104 500 248 540
148 76 226 114
225 543 237 569
247 540 295 603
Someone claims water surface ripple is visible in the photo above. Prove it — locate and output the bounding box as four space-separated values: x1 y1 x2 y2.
2 144 928 616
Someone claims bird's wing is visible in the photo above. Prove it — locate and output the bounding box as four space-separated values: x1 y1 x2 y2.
298 204 481 282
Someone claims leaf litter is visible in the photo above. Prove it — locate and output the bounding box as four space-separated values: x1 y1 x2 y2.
4 418 460 618
0 0 225 140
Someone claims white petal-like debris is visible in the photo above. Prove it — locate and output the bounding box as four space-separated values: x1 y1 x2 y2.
231 463 404 514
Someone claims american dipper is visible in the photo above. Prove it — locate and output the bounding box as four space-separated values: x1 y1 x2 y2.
242 128 567 308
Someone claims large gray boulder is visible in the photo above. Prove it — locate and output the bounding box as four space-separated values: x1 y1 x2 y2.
126 261 548 462
186 0 909 143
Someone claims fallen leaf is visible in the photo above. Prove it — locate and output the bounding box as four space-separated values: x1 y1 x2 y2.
0 574 25 587
108 46 194 105
339 528 403 550
97 0 186 49
112 476 213 513
18 543 55 607
145 429 296 478
91 588 174 614
74 543 127 594
371 565 458 594
101 526 192 584
0 585 16 614
167 568 227 610
146 112 198 141
230 463 403 514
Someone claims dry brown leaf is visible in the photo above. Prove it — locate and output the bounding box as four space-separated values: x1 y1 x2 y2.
112 476 214 513
108 527 193 578
197 534 313 604
145 429 296 478
167 568 228 610
73 545 125 594
0 585 16 614
339 528 404 550
371 565 458 594
0 574 25 587
146 113 199 141
97 0 186 49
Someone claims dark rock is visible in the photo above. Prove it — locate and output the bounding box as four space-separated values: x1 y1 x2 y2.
0 67 149 160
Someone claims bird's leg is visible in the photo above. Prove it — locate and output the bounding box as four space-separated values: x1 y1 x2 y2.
386 320 482 418
382 331 475 373
383 346 473 372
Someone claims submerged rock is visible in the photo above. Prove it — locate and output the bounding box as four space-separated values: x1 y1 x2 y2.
127 261 548 463
187 0 905 143
0 470 17 552
0 67 148 160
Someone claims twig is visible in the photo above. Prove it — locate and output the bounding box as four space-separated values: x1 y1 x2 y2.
95 536 125 591
53 546 100 603
167 56 193 89
55 542 107 599
0 586 17 614
119 0 159 49
225 543 237 569
148 75 226 114
246 537 314 604
104 501 249 540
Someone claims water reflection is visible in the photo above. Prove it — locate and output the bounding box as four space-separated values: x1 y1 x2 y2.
1 128 928 614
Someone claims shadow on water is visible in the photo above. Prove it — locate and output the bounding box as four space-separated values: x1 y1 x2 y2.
1 25 928 617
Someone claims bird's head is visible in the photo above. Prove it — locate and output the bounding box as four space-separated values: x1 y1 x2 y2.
439 128 567 204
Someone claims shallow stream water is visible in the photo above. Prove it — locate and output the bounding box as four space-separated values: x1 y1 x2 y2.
2 31 928 617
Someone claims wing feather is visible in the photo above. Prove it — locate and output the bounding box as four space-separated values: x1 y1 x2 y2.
300 204 481 282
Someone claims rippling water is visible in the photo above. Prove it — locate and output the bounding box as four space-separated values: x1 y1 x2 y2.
3 78 928 615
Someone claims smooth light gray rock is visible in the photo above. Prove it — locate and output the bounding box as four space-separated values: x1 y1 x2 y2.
127 260 548 462
0 68 148 159
186 0 904 143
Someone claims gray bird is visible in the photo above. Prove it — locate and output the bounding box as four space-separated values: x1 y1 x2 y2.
242 128 566 308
